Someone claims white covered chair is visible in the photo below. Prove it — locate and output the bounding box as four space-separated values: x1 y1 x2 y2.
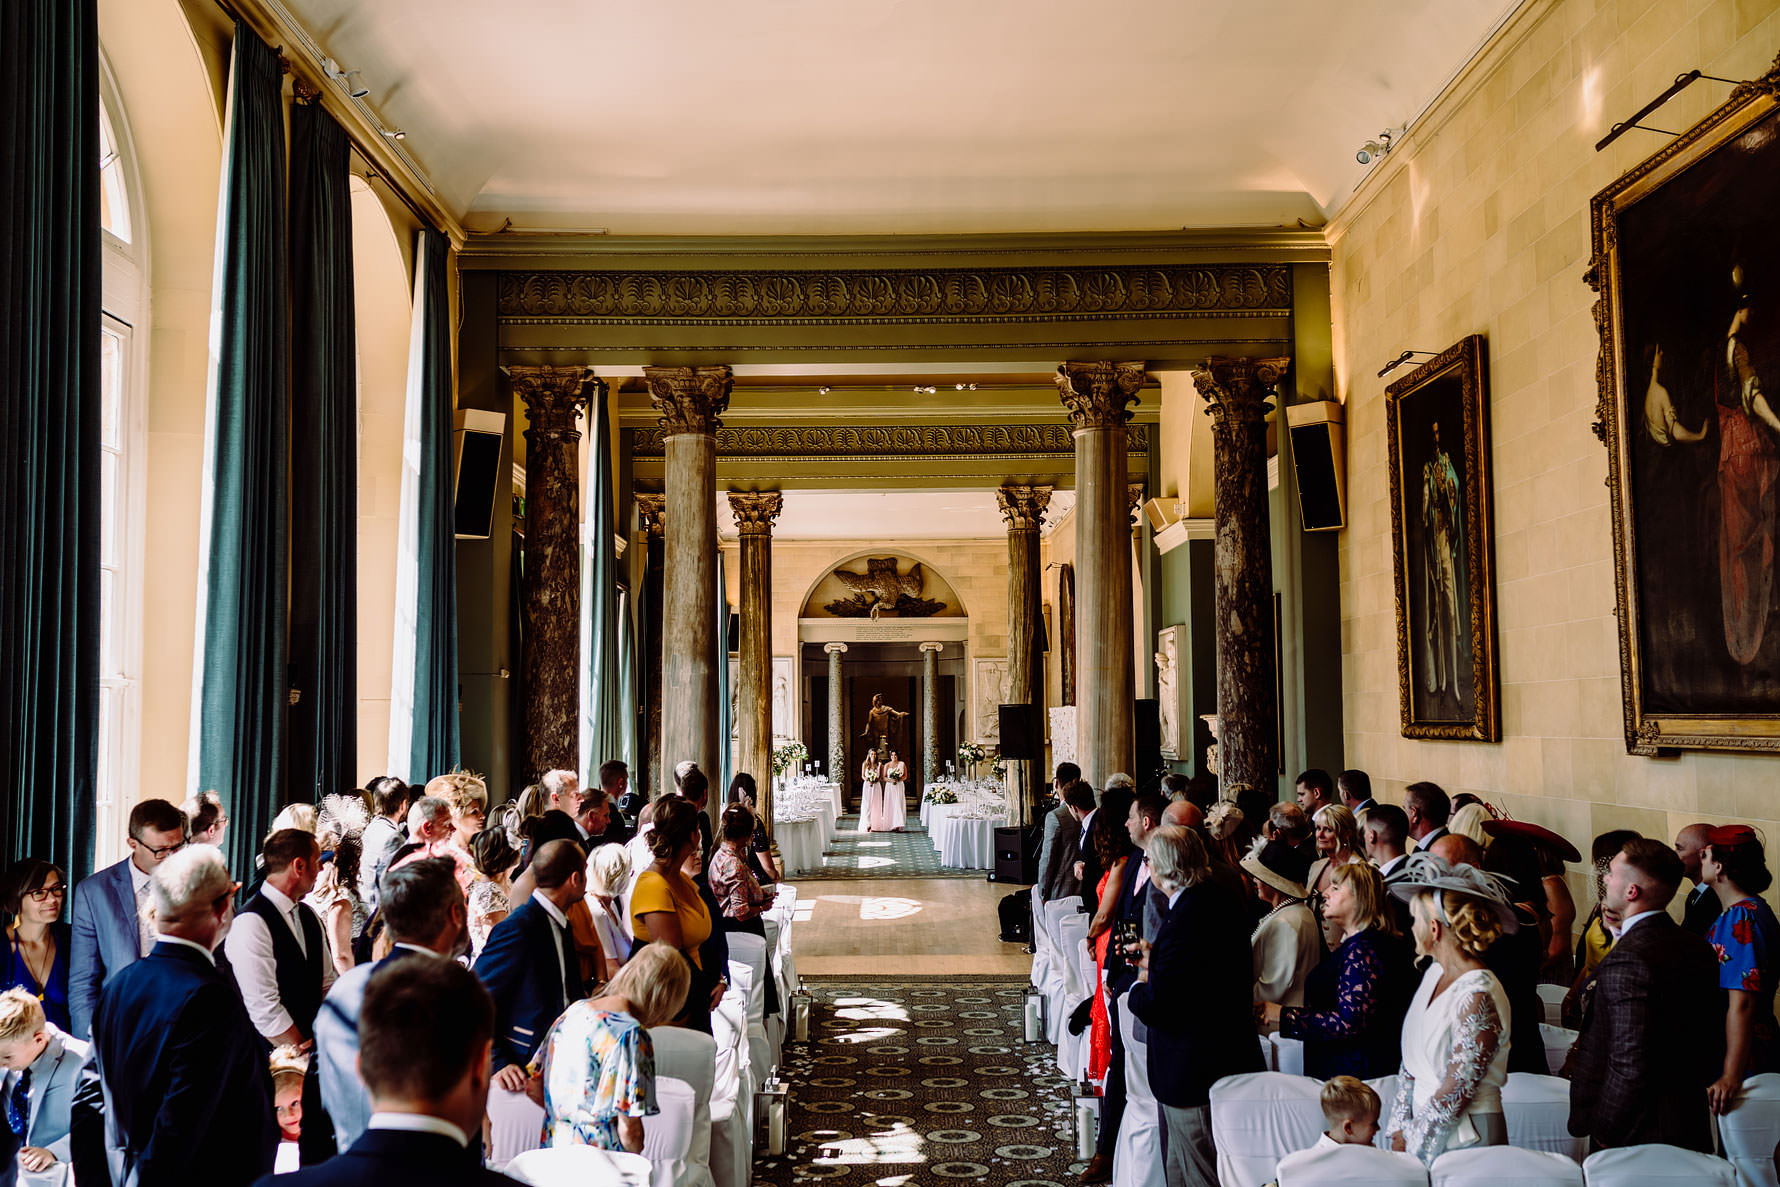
1539 1025 1578 1077
726 932 773 1088
1209 1071 1327 1187
1536 984 1568 1026
504 1146 653 1187
1050 912 1091 1047
1113 991 1167 1187
1270 1034 1307 1077
1057 935 1097 1079
1367 1076 1401 1150
487 1081 547 1168
1037 896 1083 1005
1277 1142 1429 1187
648 1027 718 1187
1581 1145 1737 1187
1719 1074 1780 1187
1432 1146 1582 1187
708 988 754 1187
641 1076 699 1187
1504 1073 1586 1161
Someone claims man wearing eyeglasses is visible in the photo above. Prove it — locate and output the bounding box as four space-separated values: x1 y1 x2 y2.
68 798 188 1039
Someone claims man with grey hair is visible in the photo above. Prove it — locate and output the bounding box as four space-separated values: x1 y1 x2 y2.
1104 772 1135 791
541 768 582 815
92 845 279 1185
1127 825 1263 1187
390 796 472 893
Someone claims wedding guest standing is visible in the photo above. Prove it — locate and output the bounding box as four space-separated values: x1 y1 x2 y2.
1700 825 1780 1111
68 798 187 1038
1 861 70 1033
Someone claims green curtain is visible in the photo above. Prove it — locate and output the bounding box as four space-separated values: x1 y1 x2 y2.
409 228 460 782
0 0 101 882
286 101 356 803
617 586 638 775
197 22 289 880
580 382 622 785
716 549 733 795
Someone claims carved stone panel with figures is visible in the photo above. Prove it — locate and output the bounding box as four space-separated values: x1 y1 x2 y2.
973 658 1010 744
1156 626 1185 760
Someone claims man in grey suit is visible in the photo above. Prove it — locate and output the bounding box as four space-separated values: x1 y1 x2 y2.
316 857 468 1152
67 798 188 1038
1039 775 1093 902
357 777 410 917
0 988 88 1186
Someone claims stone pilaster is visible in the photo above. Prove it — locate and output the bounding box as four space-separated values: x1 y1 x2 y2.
636 494 666 795
825 643 847 805
509 365 595 780
919 642 944 790
1056 361 1148 788
1193 355 1291 796
646 365 732 826
998 483 1052 821
729 490 783 835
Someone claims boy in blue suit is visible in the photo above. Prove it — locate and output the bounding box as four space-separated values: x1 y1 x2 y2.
0 988 88 1187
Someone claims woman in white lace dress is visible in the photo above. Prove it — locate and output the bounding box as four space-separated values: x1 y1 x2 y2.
467 827 520 960
880 750 909 832
1384 853 1517 1164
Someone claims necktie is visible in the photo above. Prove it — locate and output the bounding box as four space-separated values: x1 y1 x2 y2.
5 1068 29 1138
135 879 154 956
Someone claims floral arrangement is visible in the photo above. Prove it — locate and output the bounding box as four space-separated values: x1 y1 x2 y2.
771 739 809 777
923 787 958 805
956 740 990 768
991 758 1008 781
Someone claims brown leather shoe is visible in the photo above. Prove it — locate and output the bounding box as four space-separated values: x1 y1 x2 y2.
1079 1154 1113 1184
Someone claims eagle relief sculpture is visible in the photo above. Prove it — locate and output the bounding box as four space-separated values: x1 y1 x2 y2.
825 557 947 619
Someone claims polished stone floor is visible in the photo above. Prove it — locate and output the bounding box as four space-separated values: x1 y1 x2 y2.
789 877 1034 978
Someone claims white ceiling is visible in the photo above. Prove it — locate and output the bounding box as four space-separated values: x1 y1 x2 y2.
281 0 1520 234
717 489 1075 540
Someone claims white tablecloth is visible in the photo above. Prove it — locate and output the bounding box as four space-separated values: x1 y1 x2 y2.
935 813 1006 869
775 817 824 874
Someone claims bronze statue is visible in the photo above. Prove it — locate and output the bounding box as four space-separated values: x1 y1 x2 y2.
858 692 908 745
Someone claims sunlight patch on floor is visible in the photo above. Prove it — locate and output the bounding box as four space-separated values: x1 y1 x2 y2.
861 896 922 920
813 1121 926 1167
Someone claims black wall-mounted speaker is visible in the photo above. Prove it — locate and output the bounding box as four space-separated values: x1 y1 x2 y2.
1285 401 1347 532
454 410 507 540
998 703 1037 760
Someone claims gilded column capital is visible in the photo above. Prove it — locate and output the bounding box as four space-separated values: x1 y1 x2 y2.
824 642 849 655
1055 361 1149 430
510 365 597 441
644 365 733 436
636 492 666 539
996 483 1053 532
1193 356 1292 430
726 490 784 537
918 642 946 654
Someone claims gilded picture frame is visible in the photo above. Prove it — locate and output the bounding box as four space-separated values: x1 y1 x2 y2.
1386 335 1500 741
1588 57 1780 755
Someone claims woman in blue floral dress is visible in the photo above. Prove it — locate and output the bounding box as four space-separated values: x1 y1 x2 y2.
532 942 692 1151
1701 825 1780 1113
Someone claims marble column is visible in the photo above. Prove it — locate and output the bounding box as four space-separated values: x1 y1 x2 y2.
509 365 595 779
825 643 847 803
919 642 944 790
637 494 666 796
646 366 732 821
729 490 782 834
1193 356 1291 795
1056 361 1147 788
998 483 1051 820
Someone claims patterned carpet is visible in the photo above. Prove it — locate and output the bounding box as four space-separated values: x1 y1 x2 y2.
789 814 983 881
753 976 1084 1186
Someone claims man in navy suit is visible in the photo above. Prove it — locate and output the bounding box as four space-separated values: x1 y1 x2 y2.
68 798 188 1038
316 857 468 1152
91 844 278 1187
0 988 88 1187
1127 825 1264 1187
472 840 585 1096
256 954 520 1187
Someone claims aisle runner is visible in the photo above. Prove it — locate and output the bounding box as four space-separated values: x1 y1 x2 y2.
753 976 1083 1186
791 814 980 881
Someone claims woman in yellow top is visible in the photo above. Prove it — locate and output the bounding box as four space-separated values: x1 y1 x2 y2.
630 794 722 1032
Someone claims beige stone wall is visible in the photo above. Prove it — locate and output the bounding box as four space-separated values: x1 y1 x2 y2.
1330 0 1780 904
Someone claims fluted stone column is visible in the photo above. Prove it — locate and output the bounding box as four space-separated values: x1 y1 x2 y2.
998 484 1051 821
729 490 782 835
825 643 847 805
1193 356 1291 795
637 494 666 795
510 365 595 779
919 642 944 790
1057 361 1147 789
646 366 732 818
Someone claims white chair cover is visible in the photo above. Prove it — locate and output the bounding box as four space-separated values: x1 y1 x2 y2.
1261 1034 1276 1071
648 1027 717 1186
1502 1073 1585 1161
1432 1146 1582 1187
1057 935 1095 1079
709 987 754 1187
488 1080 547 1168
1271 1034 1307 1077
1113 991 1167 1187
1581 1145 1737 1187
1368 1076 1401 1150
1049 913 1091 1046
1038 896 1083 1006
1536 984 1568 1027
1278 1142 1430 1187
1209 1071 1327 1187
504 1146 653 1187
1718 1074 1780 1187
641 1076 698 1174
727 932 773 1088
1539 1025 1578 1077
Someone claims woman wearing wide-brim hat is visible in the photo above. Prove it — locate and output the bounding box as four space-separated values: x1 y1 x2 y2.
1481 817 1580 985
1241 839 1322 1010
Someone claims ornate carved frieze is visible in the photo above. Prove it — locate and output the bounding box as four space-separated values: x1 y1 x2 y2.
996 484 1054 532
497 265 1291 325
726 490 784 536
627 421 1151 459
643 365 733 436
1128 482 1147 526
1194 356 1292 430
826 557 945 618
1056 361 1150 430
636 492 666 539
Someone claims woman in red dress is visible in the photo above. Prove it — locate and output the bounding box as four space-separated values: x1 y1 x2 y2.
1082 789 1136 1084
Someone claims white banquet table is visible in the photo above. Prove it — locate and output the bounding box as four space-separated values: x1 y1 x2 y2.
774 816 824 875
935 812 1007 869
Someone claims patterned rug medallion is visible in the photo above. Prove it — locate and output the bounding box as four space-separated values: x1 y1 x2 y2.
787 814 983 881
753 976 1084 1186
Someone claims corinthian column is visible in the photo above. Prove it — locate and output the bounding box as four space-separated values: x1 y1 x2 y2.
998 484 1051 821
1056 361 1147 788
1193 356 1291 795
646 366 732 811
825 643 847 801
637 494 666 795
729 490 782 833
509 365 595 779
919 642 944 789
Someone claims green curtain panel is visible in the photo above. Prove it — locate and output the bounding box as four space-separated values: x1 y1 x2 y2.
286 101 357 804
716 549 733 795
0 0 101 881
198 22 289 880
581 382 623 784
410 228 460 783
618 586 638 776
